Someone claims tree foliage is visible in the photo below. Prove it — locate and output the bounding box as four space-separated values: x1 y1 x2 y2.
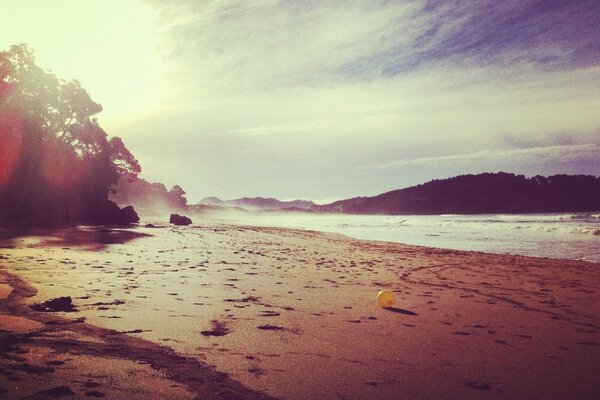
0 44 141 227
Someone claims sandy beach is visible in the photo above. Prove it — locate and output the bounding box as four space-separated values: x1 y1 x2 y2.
1 224 599 399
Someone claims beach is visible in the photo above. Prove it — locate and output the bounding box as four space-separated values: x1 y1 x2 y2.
1 224 599 399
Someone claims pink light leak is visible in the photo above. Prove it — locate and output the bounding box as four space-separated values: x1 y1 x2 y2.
0 112 23 187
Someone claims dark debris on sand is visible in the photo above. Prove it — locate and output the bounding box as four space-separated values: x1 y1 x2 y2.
257 324 285 331
200 320 230 337
30 297 77 312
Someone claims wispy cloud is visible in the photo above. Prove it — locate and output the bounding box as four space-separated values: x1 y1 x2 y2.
148 0 600 89
130 0 600 199
362 143 600 170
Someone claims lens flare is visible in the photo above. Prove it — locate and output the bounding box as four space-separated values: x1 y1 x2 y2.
0 112 23 186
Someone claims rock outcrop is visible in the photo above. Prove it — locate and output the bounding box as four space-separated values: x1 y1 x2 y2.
89 201 140 225
170 214 192 225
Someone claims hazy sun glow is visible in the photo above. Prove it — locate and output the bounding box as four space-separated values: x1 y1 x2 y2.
0 0 163 129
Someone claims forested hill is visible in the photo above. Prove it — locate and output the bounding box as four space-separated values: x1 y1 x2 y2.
323 173 600 215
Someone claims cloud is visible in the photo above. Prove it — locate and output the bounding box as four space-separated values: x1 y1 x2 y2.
411 0 600 69
362 143 600 170
128 0 600 199
148 0 600 91
141 0 600 140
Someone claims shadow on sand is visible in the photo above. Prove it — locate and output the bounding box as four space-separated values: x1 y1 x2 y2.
384 307 419 316
0 226 152 251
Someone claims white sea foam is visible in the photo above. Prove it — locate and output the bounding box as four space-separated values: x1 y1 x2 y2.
209 211 600 263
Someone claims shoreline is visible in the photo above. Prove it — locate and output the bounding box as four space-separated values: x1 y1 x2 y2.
1 224 599 399
207 211 600 263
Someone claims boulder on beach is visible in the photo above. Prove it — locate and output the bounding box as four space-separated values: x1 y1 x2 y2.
119 205 140 224
170 214 192 225
30 296 77 312
89 201 140 225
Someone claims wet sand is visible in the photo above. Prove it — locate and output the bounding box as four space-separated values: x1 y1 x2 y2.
1 224 599 399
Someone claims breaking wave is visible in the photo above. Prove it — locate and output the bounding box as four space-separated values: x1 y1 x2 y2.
215 211 600 263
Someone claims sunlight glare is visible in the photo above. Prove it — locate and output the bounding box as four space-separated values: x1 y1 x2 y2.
0 0 163 128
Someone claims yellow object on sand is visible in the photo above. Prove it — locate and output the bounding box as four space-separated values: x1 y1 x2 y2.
377 289 396 308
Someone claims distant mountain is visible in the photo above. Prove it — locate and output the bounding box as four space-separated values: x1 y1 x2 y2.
195 173 600 215
322 173 600 215
198 196 317 211
200 196 223 205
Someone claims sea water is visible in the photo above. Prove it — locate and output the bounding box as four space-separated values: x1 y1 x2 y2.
214 212 600 263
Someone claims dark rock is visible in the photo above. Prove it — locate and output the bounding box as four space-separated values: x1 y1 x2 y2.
169 214 192 225
119 205 139 224
31 297 77 312
88 201 139 225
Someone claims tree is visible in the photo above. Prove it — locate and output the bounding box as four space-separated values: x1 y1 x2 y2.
0 44 141 227
167 185 188 209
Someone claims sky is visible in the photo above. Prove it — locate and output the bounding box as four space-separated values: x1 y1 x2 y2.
2 0 600 203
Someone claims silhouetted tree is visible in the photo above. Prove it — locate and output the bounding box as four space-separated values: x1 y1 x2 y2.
167 185 188 209
0 44 141 227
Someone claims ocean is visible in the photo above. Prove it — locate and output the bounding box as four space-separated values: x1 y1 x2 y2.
212 212 600 263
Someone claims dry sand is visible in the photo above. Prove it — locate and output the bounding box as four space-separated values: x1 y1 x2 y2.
1 224 599 399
